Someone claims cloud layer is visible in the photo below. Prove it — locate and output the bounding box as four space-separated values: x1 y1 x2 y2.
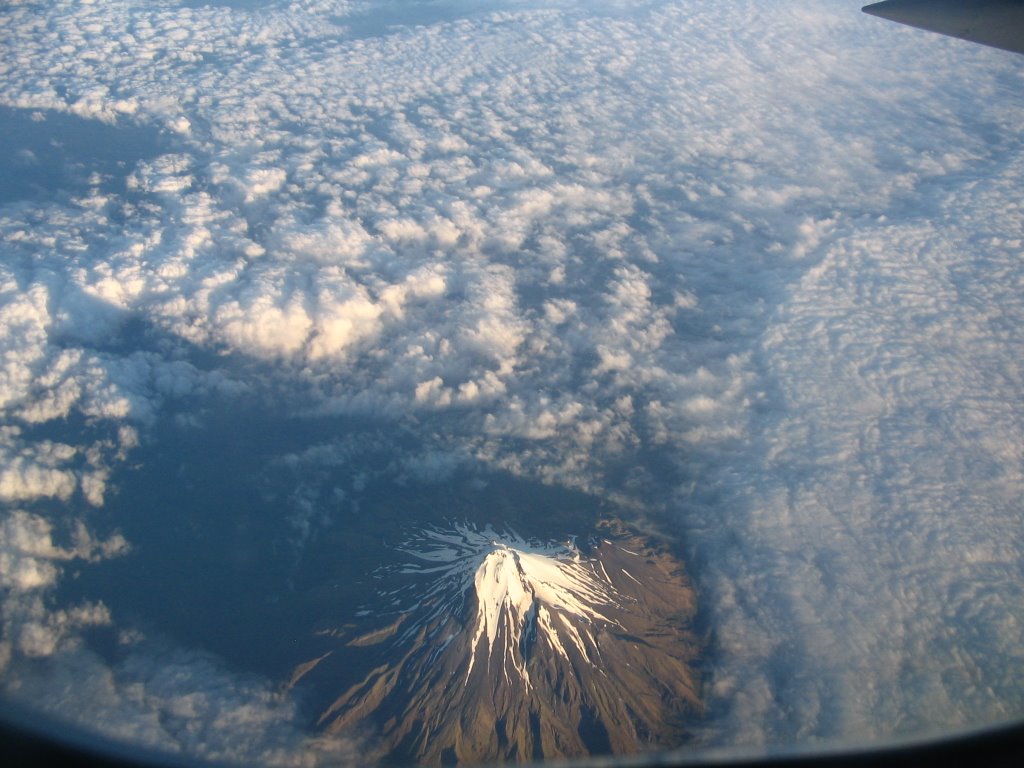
1 0 1023 762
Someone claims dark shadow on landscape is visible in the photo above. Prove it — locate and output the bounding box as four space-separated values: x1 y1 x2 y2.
57 377 624 691
0 107 166 205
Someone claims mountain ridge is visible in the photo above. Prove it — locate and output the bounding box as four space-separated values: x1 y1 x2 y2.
294 521 701 764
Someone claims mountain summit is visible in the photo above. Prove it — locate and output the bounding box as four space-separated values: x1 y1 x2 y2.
294 522 701 764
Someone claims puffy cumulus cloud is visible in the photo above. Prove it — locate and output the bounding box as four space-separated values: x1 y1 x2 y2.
0 424 143 509
0 277 52 413
1 0 1023 762
0 173 246 505
0 510 128 591
686 155 1024 748
273 210 374 267
0 436 78 504
2 595 112 662
1 642 369 767
0 448 365 765
0 513 68 592
0 507 126 673
0 329 230 505
214 278 316 358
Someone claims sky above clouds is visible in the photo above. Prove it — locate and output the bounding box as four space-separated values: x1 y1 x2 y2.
1 0 1023 764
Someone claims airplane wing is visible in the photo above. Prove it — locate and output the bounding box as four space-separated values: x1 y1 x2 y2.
863 0 1024 55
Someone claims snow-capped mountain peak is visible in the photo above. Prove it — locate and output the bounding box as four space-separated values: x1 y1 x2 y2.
466 536 621 685
296 521 701 763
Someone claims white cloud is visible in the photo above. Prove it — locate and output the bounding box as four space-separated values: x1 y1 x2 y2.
688 153 1024 748
0 509 128 592
1 642 368 767
1 0 1023 763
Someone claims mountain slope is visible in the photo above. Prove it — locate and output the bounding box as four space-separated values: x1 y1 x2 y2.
295 522 701 764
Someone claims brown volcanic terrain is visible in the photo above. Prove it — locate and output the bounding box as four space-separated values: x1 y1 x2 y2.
291 522 701 764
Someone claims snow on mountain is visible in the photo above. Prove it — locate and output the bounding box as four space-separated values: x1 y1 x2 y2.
294 522 701 763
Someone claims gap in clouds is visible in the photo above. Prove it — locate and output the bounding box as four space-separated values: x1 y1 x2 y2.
0 108 168 206
52 380 649 729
